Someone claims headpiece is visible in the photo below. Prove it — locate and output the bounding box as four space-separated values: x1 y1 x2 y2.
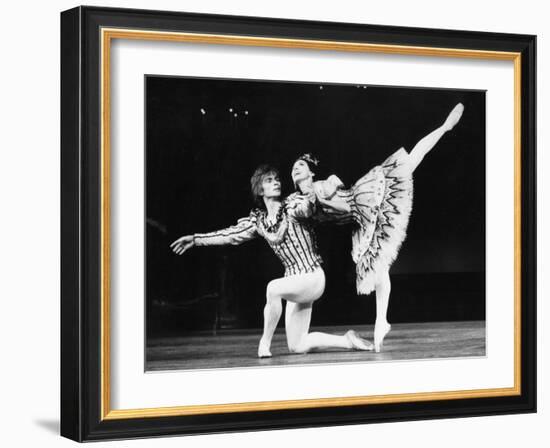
297 153 319 167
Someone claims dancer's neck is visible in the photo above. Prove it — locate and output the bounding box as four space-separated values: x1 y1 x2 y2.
297 178 314 194
263 197 281 218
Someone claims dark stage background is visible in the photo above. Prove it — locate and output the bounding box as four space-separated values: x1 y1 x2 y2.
145 76 485 339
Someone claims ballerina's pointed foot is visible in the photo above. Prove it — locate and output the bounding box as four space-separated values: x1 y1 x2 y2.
258 340 272 358
443 102 464 131
374 322 391 353
346 330 374 351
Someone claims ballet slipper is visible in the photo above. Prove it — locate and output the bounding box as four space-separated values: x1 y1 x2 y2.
345 330 374 351
258 339 272 358
442 103 464 131
374 322 391 353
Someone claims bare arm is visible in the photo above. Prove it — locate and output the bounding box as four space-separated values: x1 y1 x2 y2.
317 196 351 214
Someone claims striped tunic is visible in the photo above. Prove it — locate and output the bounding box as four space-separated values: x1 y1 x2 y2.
193 199 322 277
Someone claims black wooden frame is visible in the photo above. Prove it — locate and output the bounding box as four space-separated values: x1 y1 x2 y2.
61 5 536 442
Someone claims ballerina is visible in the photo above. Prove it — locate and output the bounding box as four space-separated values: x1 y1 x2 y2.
170 164 373 358
290 102 465 352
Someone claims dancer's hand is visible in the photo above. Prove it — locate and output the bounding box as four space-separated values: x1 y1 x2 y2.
286 194 315 219
170 235 195 255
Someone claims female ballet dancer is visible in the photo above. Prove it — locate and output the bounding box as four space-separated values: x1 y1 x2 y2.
170 164 373 358
289 102 465 352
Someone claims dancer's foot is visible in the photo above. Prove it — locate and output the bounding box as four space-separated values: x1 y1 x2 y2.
346 330 374 351
258 339 272 358
374 322 391 353
442 102 464 131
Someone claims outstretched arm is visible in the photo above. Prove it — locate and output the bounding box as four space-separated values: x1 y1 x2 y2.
170 215 258 255
317 196 351 214
170 235 195 255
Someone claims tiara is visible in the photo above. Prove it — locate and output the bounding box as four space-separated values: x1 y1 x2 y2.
298 153 320 167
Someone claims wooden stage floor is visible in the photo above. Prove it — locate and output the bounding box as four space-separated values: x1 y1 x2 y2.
146 321 485 372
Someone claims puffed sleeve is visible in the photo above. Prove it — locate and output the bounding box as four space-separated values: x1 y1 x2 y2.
285 192 317 219
327 174 344 188
314 175 344 200
193 212 258 246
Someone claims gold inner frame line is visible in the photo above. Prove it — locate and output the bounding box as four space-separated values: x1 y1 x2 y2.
100 27 522 421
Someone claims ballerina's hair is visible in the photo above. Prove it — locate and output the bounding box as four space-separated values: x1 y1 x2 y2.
250 164 280 207
294 153 321 190
296 153 320 170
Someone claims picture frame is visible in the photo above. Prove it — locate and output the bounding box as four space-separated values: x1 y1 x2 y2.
60 5 536 442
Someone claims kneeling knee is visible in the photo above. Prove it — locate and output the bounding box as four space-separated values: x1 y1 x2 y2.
288 340 309 354
266 281 279 301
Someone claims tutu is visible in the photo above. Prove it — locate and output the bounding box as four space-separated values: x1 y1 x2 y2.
314 148 413 295
349 148 413 294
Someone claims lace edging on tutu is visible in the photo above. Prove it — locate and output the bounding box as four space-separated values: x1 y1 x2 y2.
354 148 413 295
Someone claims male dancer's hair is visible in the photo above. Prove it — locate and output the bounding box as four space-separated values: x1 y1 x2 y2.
250 164 280 207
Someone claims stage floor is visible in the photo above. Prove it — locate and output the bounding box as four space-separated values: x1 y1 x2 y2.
146 320 485 371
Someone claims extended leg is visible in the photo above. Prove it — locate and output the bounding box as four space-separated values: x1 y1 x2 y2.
262 270 372 355
407 103 464 173
374 268 392 352
285 302 358 353
284 301 373 353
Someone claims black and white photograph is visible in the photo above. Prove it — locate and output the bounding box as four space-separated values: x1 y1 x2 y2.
145 76 486 371
1 0 541 444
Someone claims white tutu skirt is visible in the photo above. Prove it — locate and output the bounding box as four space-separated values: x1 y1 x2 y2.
337 148 413 294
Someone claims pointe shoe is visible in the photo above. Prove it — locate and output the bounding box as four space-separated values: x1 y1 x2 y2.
346 330 374 351
442 102 464 131
374 322 391 353
258 340 272 358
